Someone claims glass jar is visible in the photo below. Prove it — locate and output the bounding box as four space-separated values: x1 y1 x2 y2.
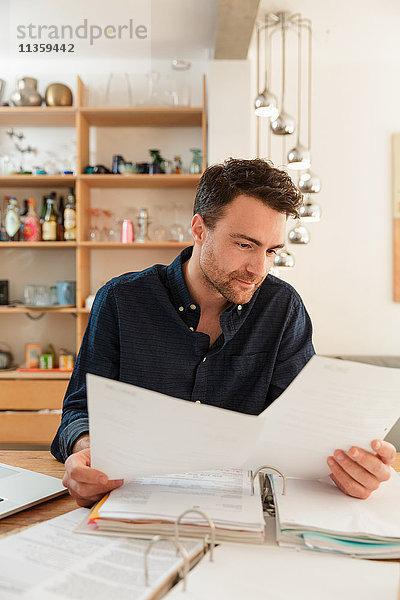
189 148 202 174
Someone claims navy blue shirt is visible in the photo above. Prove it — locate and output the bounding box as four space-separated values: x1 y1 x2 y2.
51 246 315 462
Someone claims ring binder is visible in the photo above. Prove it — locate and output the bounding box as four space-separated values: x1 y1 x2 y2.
144 534 190 591
175 509 216 562
251 465 287 497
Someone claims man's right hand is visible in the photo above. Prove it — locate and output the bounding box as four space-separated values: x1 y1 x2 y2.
62 447 124 507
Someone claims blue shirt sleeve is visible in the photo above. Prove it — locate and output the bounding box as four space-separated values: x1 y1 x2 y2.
51 282 120 462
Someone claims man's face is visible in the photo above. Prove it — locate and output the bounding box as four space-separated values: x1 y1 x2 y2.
198 195 286 305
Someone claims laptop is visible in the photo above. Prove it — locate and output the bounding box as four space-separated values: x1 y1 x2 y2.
0 462 67 519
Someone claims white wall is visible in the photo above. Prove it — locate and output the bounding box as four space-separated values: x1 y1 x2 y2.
2 0 400 360
207 1 400 355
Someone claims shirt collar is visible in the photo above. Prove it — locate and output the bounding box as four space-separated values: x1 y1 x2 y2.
166 246 195 312
165 247 261 342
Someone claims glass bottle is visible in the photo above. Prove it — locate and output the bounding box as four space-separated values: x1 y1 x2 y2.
189 148 202 174
42 198 57 241
5 197 21 241
39 195 47 225
19 198 28 241
173 155 183 174
0 198 7 241
149 149 165 175
57 195 64 241
23 197 41 241
64 187 76 241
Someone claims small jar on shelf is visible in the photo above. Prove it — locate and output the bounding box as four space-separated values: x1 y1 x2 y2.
189 148 202 174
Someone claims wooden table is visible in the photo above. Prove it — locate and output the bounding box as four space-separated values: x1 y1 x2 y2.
0 451 76 537
1 451 399 538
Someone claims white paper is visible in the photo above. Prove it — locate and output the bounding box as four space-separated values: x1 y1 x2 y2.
88 375 263 480
167 542 400 600
272 468 400 540
0 508 202 600
89 356 400 481
99 469 264 532
246 356 400 478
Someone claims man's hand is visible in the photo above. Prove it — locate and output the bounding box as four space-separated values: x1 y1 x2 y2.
327 439 396 499
62 447 124 507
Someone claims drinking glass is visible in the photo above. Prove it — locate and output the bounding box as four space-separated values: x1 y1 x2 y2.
88 208 101 242
35 285 49 306
105 73 132 107
23 284 36 305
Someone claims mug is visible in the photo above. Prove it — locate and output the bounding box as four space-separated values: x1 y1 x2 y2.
56 281 76 305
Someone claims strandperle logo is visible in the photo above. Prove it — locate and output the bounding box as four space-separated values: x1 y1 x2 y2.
16 18 148 46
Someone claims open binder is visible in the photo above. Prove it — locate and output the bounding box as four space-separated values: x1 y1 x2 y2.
78 459 400 559
76 466 286 544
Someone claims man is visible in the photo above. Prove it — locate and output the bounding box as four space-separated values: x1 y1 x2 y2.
51 158 396 506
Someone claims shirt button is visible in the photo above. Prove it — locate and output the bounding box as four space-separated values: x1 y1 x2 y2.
190 304 197 310
237 305 242 311
203 357 207 362
189 327 194 331
178 306 184 312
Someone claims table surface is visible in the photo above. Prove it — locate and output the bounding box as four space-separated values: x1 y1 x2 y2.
0 451 399 538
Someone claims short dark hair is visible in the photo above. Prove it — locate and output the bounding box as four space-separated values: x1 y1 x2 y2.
193 158 302 228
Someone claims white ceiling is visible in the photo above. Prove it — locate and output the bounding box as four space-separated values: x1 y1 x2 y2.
150 0 218 60
257 0 400 61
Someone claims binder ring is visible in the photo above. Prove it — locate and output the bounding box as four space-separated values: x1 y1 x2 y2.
144 534 190 591
251 465 287 496
175 509 216 562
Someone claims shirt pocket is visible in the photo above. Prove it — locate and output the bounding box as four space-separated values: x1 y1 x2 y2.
230 352 269 380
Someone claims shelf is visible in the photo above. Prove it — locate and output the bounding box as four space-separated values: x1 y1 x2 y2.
0 106 76 127
0 369 71 379
80 241 192 249
0 242 77 248
0 307 77 314
0 175 76 188
79 107 204 127
79 174 201 188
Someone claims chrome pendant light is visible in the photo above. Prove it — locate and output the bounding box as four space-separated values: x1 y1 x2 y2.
298 170 321 193
271 14 295 136
299 193 321 222
287 19 310 170
254 89 279 119
273 247 295 269
254 16 279 120
288 221 311 244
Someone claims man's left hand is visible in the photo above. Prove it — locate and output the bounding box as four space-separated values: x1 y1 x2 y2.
327 439 396 499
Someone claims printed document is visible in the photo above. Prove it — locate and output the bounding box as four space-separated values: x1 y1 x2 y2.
0 508 203 600
88 374 262 479
88 356 400 480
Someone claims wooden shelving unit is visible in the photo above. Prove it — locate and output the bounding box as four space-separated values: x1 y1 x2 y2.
0 307 78 314
79 174 201 188
0 74 207 436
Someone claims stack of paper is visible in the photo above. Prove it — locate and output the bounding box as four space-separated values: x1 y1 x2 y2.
0 508 204 600
82 469 266 544
271 471 400 558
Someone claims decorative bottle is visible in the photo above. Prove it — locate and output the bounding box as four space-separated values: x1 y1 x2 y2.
23 198 41 242
64 188 76 241
42 198 57 241
57 196 64 241
5 197 21 241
